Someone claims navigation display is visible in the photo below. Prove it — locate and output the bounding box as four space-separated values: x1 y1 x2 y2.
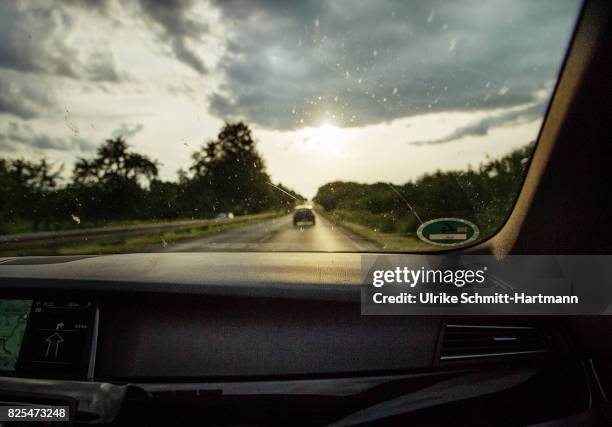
0 299 33 371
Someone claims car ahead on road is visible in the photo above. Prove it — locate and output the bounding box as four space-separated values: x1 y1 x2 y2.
293 205 316 227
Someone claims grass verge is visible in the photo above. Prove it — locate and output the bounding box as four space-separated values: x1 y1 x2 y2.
318 210 436 251
0 212 284 256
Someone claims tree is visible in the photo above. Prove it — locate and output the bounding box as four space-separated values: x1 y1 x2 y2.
74 137 158 184
0 122 303 233
70 137 159 221
187 122 275 215
314 145 533 238
144 179 182 220
0 158 62 231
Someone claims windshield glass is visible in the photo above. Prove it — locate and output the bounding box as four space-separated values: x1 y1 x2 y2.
0 0 581 254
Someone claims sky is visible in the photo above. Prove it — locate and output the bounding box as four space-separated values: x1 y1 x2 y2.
0 0 581 198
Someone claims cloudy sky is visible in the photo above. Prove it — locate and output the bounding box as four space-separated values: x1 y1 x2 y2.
0 0 581 198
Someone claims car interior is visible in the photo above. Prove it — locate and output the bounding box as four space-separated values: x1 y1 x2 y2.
0 0 611 426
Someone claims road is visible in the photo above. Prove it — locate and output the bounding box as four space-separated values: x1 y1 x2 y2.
158 214 377 252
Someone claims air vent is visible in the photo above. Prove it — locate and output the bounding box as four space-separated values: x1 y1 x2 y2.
440 322 549 361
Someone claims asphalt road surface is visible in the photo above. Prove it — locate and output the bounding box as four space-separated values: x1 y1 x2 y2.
158 214 377 252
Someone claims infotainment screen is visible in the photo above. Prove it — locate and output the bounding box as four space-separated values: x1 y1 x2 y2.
0 298 95 378
0 299 33 371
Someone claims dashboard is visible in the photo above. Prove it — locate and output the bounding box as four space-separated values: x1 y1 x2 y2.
0 254 611 426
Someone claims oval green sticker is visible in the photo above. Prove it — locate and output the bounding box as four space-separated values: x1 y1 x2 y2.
417 218 479 246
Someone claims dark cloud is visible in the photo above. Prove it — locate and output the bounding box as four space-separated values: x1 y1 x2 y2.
410 101 548 146
0 2 78 78
0 122 96 153
138 0 208 74
0 2 125 83
207 0 581 130
0 0 582 140
111 123 144 139
0 72 55 119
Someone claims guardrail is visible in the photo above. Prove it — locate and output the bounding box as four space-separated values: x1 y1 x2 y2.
0 212 282 251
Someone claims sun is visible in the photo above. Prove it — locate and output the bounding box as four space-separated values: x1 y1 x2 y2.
300 123 348 156
307 123 344 143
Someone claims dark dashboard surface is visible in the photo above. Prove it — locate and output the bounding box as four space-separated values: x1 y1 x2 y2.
0 253 364 300
0 253 435 379
0 252 601 380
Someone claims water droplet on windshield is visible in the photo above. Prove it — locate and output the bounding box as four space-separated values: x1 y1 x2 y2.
498 86 509 95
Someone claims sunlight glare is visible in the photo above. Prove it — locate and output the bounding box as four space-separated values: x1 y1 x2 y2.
300 123 348 156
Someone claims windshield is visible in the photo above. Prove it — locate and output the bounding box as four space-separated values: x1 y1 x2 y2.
0 0 581 255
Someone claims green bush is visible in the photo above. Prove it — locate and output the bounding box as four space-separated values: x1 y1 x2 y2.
314 145 532 240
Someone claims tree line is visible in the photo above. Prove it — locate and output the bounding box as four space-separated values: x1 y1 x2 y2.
0 122 303 234
0 119 532 238
314 145 533 238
